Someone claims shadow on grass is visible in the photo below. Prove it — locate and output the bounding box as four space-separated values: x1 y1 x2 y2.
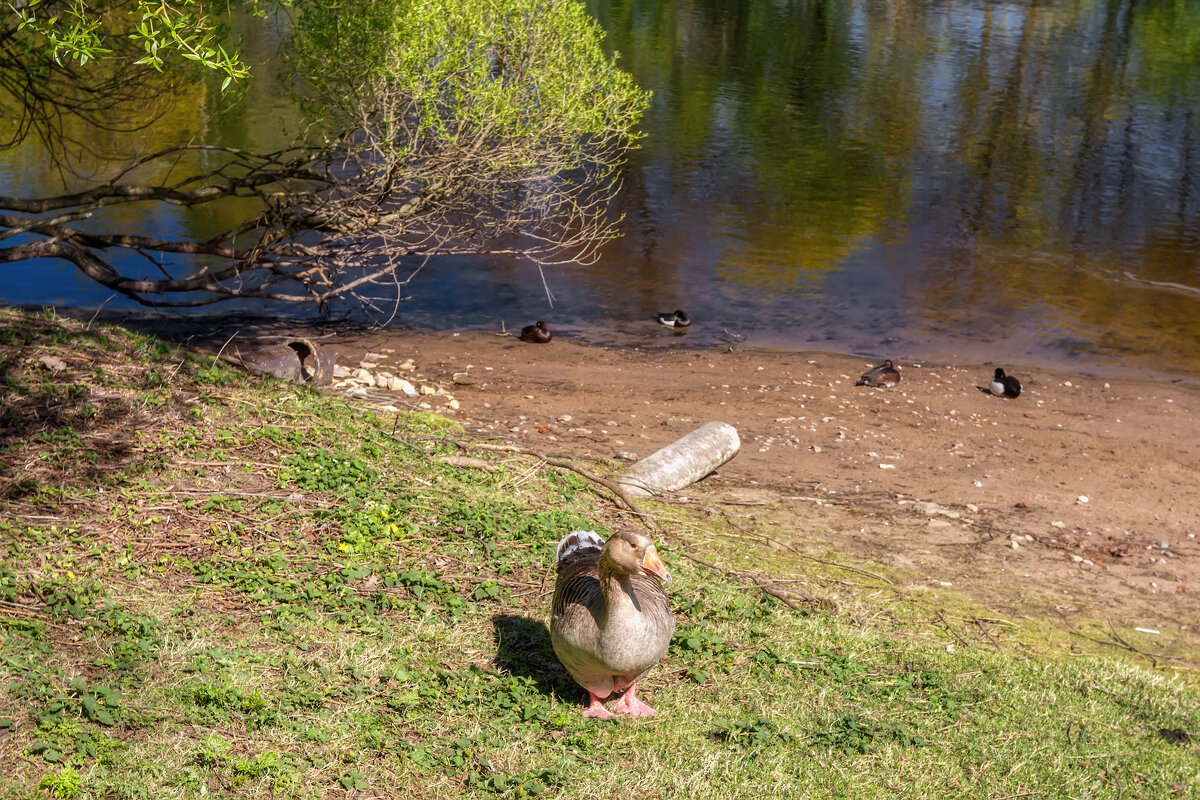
0 314 144 492
492 613 579 701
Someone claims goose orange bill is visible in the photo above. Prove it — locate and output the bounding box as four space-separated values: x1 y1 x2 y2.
641 546 672 583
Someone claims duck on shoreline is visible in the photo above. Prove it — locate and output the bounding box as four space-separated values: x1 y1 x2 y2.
989 367 1022 398
519 321 552 343
655 310 691 330
856 359 901 388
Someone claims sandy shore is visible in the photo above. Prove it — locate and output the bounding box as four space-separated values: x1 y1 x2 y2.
292 327 1196 649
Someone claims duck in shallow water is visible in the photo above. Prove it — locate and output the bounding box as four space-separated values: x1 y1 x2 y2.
550 529 674 718
655 309 691 330
519 321 552 343
855 359 901 388
989 367 1022 398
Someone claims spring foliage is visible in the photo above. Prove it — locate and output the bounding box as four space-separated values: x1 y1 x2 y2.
291 0 648 169
0 0 649 308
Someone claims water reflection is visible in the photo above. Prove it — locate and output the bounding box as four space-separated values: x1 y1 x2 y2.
0 12 302 309
568 0 1200 375
3 0 1200 378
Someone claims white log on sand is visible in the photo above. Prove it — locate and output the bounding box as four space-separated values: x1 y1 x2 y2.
618 421 740 498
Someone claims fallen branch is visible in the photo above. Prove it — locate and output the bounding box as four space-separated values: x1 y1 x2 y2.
453 440 649 521
934 609 972 649
1066 623 1183 667
750 529 895 586
972 615 1003 651
706 505 894 585
758 585 799 610
675 550 726 575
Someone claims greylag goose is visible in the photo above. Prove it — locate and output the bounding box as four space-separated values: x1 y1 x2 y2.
856 359 901 388
550 529 674 718
519 321 552 343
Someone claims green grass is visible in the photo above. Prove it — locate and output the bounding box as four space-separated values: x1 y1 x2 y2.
0 307 1196 799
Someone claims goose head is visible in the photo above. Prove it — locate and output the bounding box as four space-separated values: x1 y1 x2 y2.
603 530 672 583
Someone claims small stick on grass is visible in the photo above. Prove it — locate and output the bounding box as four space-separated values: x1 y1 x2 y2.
972 615 1003 651
759 585 799 610
750 529 895 585
452 439 649 521
934 609 972 649
675 550 726 575
1065 626 1182 667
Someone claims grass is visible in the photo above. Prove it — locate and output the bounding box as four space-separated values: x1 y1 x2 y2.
0 306 1196 799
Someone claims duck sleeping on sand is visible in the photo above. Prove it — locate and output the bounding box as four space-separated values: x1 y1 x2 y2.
550 529 675 718
519 321 552 343
989 367 1022 398
855 359 901 388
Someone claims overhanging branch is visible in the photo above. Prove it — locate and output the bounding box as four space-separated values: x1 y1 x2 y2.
2 24 644 311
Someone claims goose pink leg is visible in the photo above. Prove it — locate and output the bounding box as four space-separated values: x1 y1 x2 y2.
613 682 656 717
582 692 615 719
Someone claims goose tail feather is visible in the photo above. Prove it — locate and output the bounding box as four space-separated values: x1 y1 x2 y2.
555 529 605 563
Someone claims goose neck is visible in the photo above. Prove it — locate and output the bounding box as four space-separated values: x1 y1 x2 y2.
597 556 640 613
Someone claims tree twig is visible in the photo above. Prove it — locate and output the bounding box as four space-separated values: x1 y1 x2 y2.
1066 624 1182 667
972 615 1003 651
934 609 972 649
743 526 895 585
452 440 649 521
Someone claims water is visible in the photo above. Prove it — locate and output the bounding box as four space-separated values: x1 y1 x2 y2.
568 0 1200 375
3 0 1200 378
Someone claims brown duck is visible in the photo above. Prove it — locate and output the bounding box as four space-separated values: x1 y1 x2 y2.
550 529 674 718
855 359 901 388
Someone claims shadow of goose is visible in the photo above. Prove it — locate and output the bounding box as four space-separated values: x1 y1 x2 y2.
491 614 574 697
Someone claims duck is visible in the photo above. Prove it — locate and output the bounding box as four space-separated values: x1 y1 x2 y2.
989 367 1022 398
655 310 691 330
855 359 901 388
519 321 552 343
550 529 675 719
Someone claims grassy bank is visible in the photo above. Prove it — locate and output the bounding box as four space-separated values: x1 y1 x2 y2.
0 308 1195 799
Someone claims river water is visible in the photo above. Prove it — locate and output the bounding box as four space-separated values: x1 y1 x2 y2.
4 0 1200 379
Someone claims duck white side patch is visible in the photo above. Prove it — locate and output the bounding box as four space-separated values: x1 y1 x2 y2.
556 529 605 562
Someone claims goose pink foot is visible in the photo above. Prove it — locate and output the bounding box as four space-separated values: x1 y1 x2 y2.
582 692 615 719
613 683 657 717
